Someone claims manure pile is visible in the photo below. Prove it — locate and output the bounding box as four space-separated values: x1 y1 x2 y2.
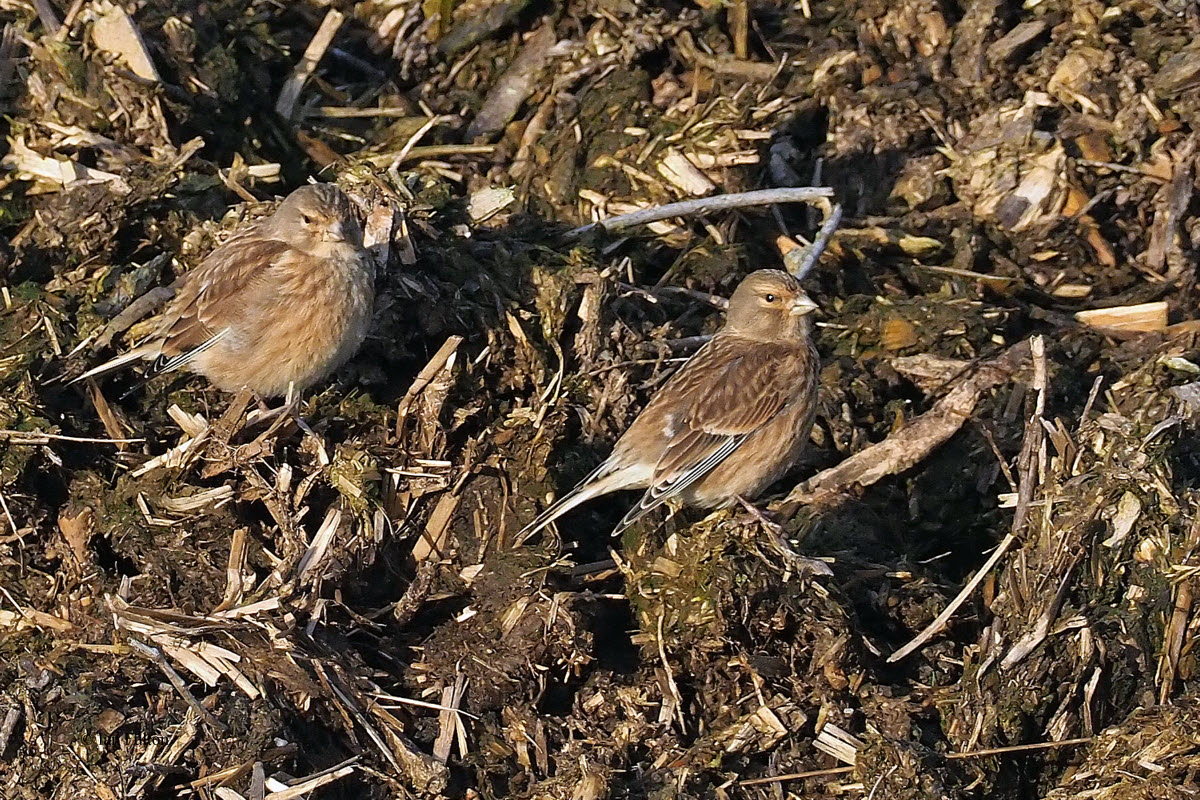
1 1 1199 799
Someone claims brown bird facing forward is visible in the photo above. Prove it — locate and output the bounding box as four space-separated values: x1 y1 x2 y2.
72 183 374 397
520 269 820 539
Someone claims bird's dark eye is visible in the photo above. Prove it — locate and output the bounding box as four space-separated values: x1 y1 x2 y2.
301 213 316 225
764 293 776 303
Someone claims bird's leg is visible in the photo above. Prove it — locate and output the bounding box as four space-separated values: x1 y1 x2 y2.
663 500 683 535
244 394 285 428
280 390 321 442
734 495 832 577
244 384 303 426
656 499 692 549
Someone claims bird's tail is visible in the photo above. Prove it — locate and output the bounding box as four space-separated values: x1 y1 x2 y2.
516 463 644 543
66 344 158 386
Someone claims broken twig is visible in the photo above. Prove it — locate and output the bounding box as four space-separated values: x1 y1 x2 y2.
276 9 344 119
777 339 1032 514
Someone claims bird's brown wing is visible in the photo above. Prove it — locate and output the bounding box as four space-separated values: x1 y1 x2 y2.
150 236 291 374
616 336 808 530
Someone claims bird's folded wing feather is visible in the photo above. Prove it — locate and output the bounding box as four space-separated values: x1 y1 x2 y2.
616 338 804 530
150 236 292 374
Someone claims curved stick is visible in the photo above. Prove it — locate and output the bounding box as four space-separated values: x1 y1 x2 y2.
787 202 842 281
566 187 835 238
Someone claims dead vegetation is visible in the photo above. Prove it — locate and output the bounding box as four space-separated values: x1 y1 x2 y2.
1 0 1200 798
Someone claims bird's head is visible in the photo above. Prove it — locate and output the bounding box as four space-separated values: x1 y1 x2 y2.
271 183 365 254
724 269 818 341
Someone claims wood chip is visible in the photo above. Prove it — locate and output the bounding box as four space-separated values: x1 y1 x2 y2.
57 506 94 564
159 642 222 686
154 486 235 514
1050 283 1092 299
397 337 462 422
1000 143 1066 231
263 765 355 800
656 148 715 196
86 379 131 447
214 527 250 613
0 607 74 632
2 137 130 193
986 20 1047 64
296 506 342 582
90 1 160 81
686 150 760 168
1102 491 1141 549
1074 132 1112 163
881 317 919 350
412 492 460 562
167 404 208 439
196 643 260 699
813 722 864 765
467 186 516 222
1075 301 1168 333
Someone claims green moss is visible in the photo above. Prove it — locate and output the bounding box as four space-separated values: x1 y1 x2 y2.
329 444 380 515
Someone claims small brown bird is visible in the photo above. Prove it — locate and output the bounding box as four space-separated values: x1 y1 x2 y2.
72 183 374 397
520 269 820 539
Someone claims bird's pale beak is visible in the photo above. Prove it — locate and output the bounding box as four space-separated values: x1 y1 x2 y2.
789 295 818 316
323 220 346 242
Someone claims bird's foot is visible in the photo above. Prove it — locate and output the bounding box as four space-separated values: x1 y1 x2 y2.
733 496 785 532
244 387 304 428
735 496 832 578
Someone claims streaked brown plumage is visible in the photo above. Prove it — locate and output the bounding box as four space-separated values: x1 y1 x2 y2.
520 269 820 538
72 183 374 397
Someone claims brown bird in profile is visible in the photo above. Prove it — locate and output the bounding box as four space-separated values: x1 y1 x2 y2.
520 269 820 539
71 183 375 397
